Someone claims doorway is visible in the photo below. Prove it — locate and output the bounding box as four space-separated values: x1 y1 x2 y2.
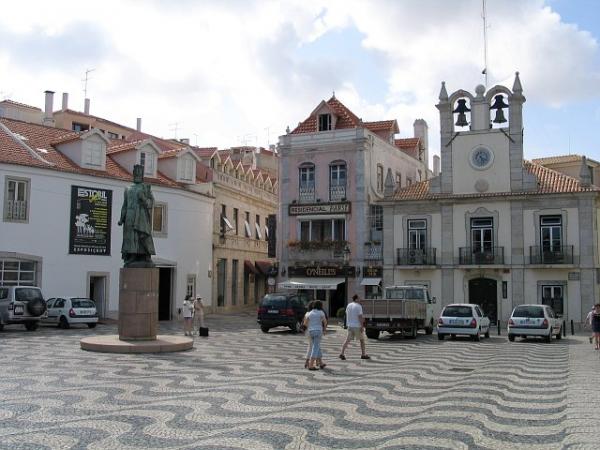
158 267 173 321
330 283 346 318
469 278 498 323
542 285 564 316
89 275 107 318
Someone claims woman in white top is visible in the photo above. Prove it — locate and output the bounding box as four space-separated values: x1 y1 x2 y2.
303 300 328 370
182 295 194 336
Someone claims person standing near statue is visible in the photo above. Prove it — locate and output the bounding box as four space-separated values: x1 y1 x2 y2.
118 164 156 267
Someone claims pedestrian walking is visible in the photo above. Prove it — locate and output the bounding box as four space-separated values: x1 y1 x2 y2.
304 301 315 368
584 308 595 344
590 304 600 350
182 295 194 336
339 294 370 360
193 296 204 335
303 300 327 370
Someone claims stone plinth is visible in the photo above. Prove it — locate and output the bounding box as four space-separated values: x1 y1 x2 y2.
80 335 193 353
119 267 159 341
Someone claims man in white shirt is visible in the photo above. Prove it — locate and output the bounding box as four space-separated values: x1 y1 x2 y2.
339 294 370 360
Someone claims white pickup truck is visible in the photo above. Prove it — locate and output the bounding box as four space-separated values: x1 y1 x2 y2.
362 285 436 339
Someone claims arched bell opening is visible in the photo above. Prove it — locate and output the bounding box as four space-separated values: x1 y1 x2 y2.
489 93 509 129
452 97 472 132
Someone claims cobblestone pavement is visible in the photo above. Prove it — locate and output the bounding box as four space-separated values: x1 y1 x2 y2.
0 312 596 449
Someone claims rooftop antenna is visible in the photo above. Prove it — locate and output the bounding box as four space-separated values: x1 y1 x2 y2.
169 122 181 139
481 0 489 87
82 68 95 98
193 133 199 146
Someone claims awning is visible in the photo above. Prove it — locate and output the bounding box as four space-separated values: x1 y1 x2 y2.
255 260 272 276
278 277 344 290
244 260 258 274
360 278 382 286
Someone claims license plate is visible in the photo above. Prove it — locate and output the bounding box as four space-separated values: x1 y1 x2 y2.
78 309 93 315
449 319 458 325
376 322 388 327
268 309 279 314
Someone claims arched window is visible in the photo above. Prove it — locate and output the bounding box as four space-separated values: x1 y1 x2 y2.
329 160 347 201
298 163 315 203
376 164 384 192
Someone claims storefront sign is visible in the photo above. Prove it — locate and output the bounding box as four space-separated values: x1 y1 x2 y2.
363 266 382 278
288 201 351 216
69 185 112 255
288 265 355 278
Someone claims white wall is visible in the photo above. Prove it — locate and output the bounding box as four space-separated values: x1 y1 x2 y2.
0 164 213 317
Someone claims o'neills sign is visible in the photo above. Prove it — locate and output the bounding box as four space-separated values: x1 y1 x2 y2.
288 265 356 278
289 201 351 216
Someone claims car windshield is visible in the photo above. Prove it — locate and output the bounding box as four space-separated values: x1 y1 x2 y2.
15 288 43 302
442 306 473 318
512 306 545 318
261 296 288 308
71 299 95 308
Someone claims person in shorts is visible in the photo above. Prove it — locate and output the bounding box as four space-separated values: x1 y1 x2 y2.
339 294 370 360
182 295 194 336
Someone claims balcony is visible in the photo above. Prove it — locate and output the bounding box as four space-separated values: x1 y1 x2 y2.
364 244 383 263
4 200 28 221
287 240 347 262
529 245 574 265
396 248 437 265
459 247 504 265
299 184 315 203
329 185 346 202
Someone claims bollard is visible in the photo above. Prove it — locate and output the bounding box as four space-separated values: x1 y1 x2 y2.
563 320 566 337
571 319 575 336
497 319 501 336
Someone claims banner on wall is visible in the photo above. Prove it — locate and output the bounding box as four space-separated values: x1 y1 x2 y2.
69 185 112 255
267 214 277 258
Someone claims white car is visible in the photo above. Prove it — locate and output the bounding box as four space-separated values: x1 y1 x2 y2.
44 297 98 329
508 304 562 342
437 303 491 341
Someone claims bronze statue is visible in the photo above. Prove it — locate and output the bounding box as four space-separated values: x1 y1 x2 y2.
118 164 156 267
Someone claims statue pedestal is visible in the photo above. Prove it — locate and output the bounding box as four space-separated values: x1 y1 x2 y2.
118 267 159 341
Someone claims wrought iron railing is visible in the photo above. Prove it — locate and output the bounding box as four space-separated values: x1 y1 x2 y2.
364 244 383 262
459 247 504 265
529 245 574 264
299 184 315 203
396 248 437 265
4 200 28 221
329 185 346 202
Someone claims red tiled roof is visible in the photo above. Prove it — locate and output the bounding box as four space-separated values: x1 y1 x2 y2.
193 147 218 159
364 120 398 132
0 99 42 111
0 118 180 188
532 154 600 166
291 96 362 134
394 137 420 159
389 161 598 201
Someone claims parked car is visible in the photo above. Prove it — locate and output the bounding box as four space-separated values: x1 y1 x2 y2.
0 286 47 331
43 297 99 329
507 304 562 342
257 293 309 333
437 303 491 341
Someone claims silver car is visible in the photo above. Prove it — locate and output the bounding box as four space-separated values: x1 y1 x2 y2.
0 286 47 331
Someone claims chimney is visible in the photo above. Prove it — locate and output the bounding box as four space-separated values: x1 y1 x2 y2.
136 117 142 132
580 156 592 187
433 155 441 176
43 90 55 127
413 119 429 169
61 92 68 111
84 98 90 115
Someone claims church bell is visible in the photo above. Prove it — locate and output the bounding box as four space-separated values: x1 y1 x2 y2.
490 94 509 124
453 99 470 127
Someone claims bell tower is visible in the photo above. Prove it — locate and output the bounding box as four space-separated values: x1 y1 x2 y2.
435 72 527 195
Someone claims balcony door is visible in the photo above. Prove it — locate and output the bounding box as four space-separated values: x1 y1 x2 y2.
471 218 493 253
540 216 562 252
542 285 564 316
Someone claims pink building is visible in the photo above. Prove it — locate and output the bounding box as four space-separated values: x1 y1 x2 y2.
276 96 430 316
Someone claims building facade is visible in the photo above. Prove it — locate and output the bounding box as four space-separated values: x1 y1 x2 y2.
277 96 430 317
381 74 599 326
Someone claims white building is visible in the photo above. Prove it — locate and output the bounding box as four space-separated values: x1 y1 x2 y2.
0 103 214 319
382 74 600 326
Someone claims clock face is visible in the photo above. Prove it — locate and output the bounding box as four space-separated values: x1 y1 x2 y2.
470 146 493 169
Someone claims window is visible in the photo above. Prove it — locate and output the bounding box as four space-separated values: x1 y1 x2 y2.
255 215 262 239
181 157 195 181
376 165 384 192
318 113 331 131
540 216 562 251
72 122 89 132
244 211 251 237
233 208 239 234
395 172 402 188
471 217 493 252
407 177 413 186
83 141 103 167
186 275 196 299
329 162 346 187
542 285 563 316
217 259 227 307
140 152 155 176
152 203 167 235
299 219 346 241
299 165 315 189
107 131 119 139
4 177 30 222
369 205 383 242
231 260 238 306
408 219 427 249
0 260 36 286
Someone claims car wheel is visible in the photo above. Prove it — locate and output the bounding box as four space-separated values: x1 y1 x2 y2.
545 332 552 343
484 330 490 339
472 333 480 342
87 323 97 329
450 334 456 340
24 322 38 331
508 334 515 342
556 328 562 340
437 333 444 340
59 316 70 329
365 329 380 340
260 326 270 333
291 321 302 333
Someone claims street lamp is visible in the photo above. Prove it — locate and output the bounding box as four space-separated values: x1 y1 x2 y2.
343 243 351 304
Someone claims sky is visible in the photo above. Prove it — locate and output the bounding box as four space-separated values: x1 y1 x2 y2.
0 0 599 164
